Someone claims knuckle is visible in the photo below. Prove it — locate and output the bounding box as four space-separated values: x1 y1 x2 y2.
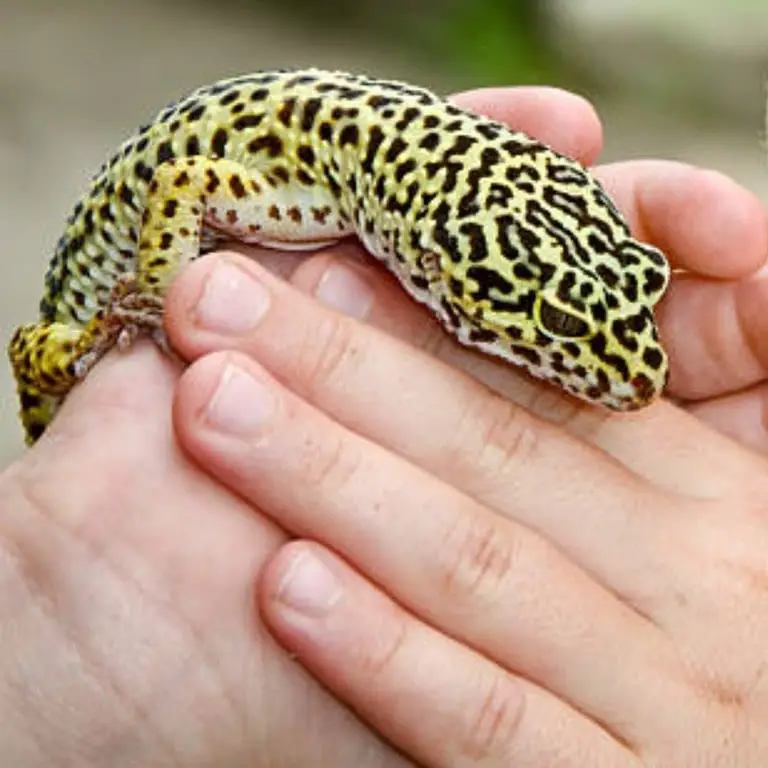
461 675 526 760
299 428 361 494
299 311 362 400
355 607 409 682
438 508 520 605
461 395 539 480
478 402 538 474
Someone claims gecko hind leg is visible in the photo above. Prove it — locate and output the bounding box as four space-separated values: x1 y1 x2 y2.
13 153 348 443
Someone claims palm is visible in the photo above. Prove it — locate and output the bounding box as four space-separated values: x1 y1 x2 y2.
1 346 407 767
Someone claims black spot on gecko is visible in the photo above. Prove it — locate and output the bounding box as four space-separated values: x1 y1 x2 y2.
186 104 206 122
459 222 488 263
277 98 296 127
186 135 201 155
300 98 322 131
219 90 240 106
385 137 408 163
248 134 283 157
510 345 542 367
285 73 318 88
296 169 314 185
361 125 385 174
134 160 153 183
643 268 667 296
229 175 247 199
588 332 631 381
642 346 664 370
156 140 175 165
233 114 264 130
211 128 228 158
367 94 397 109
205 169 221 193
272 166 290 184
395 107 421 131
394 158 416 183
297 145 315 165
118 183 136 208
339 124 360 147
596 264 620 288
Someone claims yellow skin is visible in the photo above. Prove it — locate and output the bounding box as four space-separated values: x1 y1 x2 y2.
8 68 671 445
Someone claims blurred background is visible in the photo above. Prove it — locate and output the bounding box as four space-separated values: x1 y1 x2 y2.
1 0 768 463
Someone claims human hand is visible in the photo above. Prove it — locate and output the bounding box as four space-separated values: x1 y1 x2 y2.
0 348 409 766
162 86 768 761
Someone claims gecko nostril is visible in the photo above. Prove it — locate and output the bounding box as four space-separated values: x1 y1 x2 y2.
631 373 656 403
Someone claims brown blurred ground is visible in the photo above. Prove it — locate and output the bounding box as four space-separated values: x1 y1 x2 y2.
1 0 767 465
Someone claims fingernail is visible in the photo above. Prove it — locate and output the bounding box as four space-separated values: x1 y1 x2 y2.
197 262 270 333
315 263 373 319
276 550 342 617
205 364 274 433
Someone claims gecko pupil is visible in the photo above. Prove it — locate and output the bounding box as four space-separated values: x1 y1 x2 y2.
538 299 591 339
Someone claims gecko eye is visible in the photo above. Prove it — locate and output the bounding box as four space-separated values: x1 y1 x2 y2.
536 297 593 340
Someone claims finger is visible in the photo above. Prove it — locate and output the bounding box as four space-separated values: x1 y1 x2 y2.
594 160 768 277
260 541 636 768
450 86 604 165
660 271 768 401
174 350 686 738
278 250 763 495
684 382 768 455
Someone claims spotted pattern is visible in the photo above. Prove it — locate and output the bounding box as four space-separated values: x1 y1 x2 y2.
9 67 670 444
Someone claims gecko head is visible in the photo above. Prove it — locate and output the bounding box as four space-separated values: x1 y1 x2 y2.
431 179 671 411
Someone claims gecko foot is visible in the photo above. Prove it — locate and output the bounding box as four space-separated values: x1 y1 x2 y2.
72 274 177 379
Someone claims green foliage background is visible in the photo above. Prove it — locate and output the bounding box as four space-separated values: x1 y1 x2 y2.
245 0 560 86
